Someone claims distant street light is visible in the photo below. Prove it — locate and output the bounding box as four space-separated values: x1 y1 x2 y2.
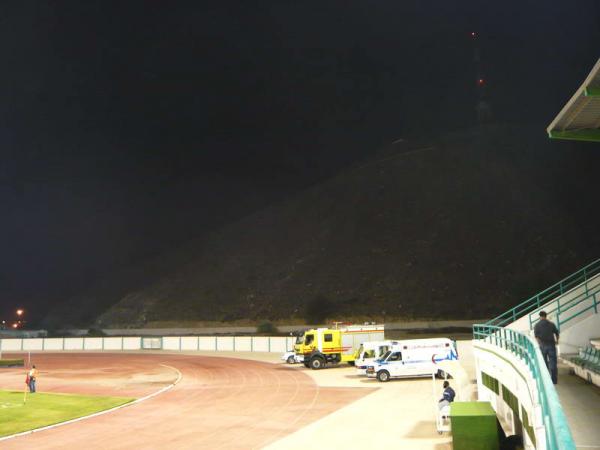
15 309 26 329
10 310 31 365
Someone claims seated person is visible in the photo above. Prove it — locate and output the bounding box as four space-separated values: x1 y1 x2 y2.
438 380 455 410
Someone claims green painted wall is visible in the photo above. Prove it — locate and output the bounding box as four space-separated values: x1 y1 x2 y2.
451 402 500 450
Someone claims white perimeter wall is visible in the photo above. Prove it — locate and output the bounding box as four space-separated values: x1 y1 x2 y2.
0 336 296 354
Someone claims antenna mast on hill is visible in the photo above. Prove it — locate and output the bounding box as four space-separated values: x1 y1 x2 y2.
471 31 492 124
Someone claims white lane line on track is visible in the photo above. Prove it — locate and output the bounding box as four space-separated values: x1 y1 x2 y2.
256 365 303 449
0 363 183 442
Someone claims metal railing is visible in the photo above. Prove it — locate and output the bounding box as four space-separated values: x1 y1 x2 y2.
487 259 600 328
529 285 600 331
473 325 576 450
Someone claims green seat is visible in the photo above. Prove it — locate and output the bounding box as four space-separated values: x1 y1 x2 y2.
570 347 592 366
587 348 600 373
583 347 596 363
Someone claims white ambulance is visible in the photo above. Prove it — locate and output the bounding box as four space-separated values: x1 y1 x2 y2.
355 341 398 375
365 338 458 382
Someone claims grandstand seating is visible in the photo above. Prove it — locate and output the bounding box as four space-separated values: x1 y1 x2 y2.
564 344 600 388
567 345 600 371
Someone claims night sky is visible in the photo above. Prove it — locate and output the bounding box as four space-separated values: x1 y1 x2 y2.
1 1 599 324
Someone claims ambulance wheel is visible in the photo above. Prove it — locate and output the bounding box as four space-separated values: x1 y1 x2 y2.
377 370 390 382
309 357 325 370
286 355 295 364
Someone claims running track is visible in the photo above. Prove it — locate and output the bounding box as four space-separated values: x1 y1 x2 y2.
0 353 372 449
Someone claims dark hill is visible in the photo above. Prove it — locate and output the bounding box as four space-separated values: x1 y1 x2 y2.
45 125 600 328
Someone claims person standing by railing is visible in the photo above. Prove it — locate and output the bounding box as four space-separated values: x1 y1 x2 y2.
533 311 559 384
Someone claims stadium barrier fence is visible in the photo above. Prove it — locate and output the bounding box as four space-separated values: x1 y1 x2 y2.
0 336 296 354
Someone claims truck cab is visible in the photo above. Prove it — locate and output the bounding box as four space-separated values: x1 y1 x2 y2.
294 324 385 370
366 338 458 382
295 328 345 369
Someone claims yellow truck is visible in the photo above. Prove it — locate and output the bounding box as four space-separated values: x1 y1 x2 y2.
294 323 385 369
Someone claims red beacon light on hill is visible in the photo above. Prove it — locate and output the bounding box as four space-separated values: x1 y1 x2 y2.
477 78 485 86
471 32 477 38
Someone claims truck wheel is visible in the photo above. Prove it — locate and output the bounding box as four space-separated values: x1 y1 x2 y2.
348 361 355 366
287 355 295 364
377 370 390 382
303 361 310 368
310 357 325 370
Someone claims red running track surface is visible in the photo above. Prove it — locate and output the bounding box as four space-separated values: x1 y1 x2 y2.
0 353 373 449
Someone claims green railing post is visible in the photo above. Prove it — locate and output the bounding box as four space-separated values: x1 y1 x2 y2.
585 276 589 297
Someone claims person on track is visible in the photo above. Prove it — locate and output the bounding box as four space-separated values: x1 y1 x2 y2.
27 365 38 393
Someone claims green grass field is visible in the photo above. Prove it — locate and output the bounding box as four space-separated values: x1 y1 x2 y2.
0 390 134 437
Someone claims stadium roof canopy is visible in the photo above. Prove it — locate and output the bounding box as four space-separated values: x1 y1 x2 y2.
547 58 600 142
